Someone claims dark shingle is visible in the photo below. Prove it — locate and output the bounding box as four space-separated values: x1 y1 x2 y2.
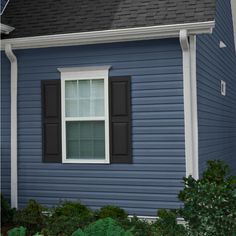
1 0 216 39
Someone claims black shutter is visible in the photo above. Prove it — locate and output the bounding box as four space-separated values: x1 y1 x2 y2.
109 76 132 163
41 80 62 163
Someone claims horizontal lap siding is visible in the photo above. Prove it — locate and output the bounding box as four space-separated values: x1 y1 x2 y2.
1 39 184 216
197 0 236 175
1 54 10 200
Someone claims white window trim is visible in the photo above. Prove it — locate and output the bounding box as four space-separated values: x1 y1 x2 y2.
58 66 111 164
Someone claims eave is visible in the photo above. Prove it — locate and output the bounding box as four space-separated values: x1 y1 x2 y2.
1 21 215 50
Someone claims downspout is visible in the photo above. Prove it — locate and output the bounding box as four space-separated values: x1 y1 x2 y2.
179 30 199 179
5 43 18 208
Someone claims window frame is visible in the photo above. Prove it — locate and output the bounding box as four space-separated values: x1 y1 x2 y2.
58 66 111 164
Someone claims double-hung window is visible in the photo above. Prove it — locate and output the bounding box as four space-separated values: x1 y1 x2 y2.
59 66 110 163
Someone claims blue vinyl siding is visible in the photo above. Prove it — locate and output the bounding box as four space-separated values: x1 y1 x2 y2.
197 0 236 175
1 39 185 216
1 54 10 200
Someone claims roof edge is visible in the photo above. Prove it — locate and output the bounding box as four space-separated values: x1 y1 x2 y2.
1 21 215 50
1 23 15 34
1 0 10 15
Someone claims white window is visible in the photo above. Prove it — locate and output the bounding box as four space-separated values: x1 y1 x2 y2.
58 66 111 163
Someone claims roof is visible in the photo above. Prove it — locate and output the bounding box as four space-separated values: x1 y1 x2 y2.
1 0 8 13
1 0 216 39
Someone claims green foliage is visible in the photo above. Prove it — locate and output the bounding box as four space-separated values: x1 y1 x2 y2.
13 200 47 235
7 226 26 236
72 217 133 236
71 229 85 236
53 201 92 218
1 193 15 226
179 160 236 236
152 209 187 236
122 216 153 236
42 201 94 236
96 205 128 220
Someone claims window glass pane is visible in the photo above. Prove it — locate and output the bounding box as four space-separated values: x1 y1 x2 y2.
79 80 90 98
79 99 90 117
65 79 104 118
93 99 104 116
66 121 105 160
66 100 78 117
91 80 104 98
65 81 77 99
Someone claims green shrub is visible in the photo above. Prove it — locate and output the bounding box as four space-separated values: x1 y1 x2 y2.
179 160 236 236
53 201 92 218
1 193 15 226
122 216 154 236
96 205 128 220
13 200 47 235
42 201 94 236
152 209 187 236
7 226 26 236
72 217 133 236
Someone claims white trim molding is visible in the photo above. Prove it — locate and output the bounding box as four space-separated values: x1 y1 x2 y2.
1 23 14 34
5 44 18 208
1 21 215 50
180 31 199 179
59 66 111 164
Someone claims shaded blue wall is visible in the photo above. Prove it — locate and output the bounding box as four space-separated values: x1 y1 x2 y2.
1 39 185 216
197 0 236 175
1 53 10 199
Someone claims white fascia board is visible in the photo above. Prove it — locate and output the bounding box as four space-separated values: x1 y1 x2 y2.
1 21 215 50
1 23 15 34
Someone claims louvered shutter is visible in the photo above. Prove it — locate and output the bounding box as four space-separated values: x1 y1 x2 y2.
41 80 62 163
109 76 132 163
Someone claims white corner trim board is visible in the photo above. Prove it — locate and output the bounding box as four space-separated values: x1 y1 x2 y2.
180 30 199 179
0 21 215 50
1 23 15 34
5 44 18 208
189 36 199 180
231 0 236 51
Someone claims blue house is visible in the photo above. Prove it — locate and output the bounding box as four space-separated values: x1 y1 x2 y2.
1 0 236 217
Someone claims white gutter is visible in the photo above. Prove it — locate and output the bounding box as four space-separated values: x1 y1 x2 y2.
1 21 214 50
5 44 18 208
180 30 199 179
1 23 14 34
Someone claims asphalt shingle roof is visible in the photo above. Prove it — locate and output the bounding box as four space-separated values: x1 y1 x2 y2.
1 0 216 39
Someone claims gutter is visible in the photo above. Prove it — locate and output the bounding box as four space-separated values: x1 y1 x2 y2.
1 23 15 34
1 21 214 50
179 30 199 179
5 44 18 208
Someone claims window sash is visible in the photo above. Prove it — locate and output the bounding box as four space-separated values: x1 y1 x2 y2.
60 67 110 164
